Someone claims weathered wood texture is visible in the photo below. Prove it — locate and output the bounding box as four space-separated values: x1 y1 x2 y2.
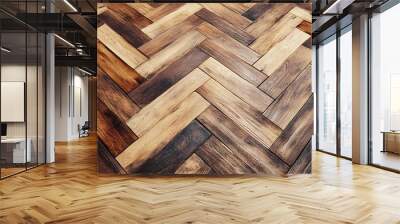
97 3 312 176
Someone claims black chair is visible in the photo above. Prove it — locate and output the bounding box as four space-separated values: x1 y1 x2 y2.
78 121 90 138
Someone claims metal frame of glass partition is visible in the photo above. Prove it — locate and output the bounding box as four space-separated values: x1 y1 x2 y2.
367 0 400 173
0 0 47 180
315 24 353 161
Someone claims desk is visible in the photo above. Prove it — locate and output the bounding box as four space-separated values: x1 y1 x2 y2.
382 131 400 154
1 138 31 163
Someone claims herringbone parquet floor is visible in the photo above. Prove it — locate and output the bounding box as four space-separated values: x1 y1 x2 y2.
97 3 313 175
1 136 400 223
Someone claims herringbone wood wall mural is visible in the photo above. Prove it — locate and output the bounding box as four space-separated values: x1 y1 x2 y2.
97 3 313 176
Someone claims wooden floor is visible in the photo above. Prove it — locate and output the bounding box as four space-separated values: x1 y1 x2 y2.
0 135 400 223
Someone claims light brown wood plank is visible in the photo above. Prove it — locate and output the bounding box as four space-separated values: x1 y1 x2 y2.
116 92 210 172
254 28 309 76
141 3 202 38
127 68 209 137
196 22 261 64
259 46 311 98
264 65 312 130
245 4 295 37
196 136 253 175
144 3 184 22
200 3 252 30
136 30 206 78
197 79 282 148
199 57 272 112
138 15 203 57
98 24 148 69
222 3 255 14
290 6 312 23
269 96 313 165
197 106 289 175
175 154 212 175
97 41 144 93
250 12 303 55
127 3 154 15
199 40 266 86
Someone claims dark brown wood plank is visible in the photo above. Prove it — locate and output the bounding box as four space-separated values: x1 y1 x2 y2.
97 139 127 174
263 65 312 130
268 96 314 166
98 10 150 48
199 40 266 86
195 8 255 45
138 15 203 57
303 37 312 48
196 136 254 175
242 4 273 21
97 41 145 93
137 120 211 174
97 98 138 157
297 20 312 35
175 154 212 175
197 106 289 175
259 46 311 99
288 140 311 175
107 3 152 29
97 68 139 122
129 47 209 107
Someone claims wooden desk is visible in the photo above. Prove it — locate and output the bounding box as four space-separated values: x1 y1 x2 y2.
382 131 400 154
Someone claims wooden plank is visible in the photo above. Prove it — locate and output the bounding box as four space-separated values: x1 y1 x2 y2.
142 3 202 38
98 10 150 48
144 3 184 22
264 65 312 130
222 3 255 14
196 23 260 64
135 30 206 78
97 69 139 122
196 136 253 175
200 3 252 30
98 24 148 69
175 154 212 175
97 42 144 93
297 20 312 35
196 79 282 148
197 106 289 175
126 3 154 15
127 68 209 137
250 12 303 55
269 96 313 165
290 6 312 23
199 57 272 112
259 46 311 99
199 40 266 86
97 139 127 175
107 3 152 29
138 15 203 57
97 98 138 157
245 4 294 37
242 4 273 21
254 28 309 76
195 8 255 45
129 48 209 107
138 120 211 174
116 92 210 172
288 140 311 175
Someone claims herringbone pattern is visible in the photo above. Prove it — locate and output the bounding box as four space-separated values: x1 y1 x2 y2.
1 136 400 223
97 3 312 175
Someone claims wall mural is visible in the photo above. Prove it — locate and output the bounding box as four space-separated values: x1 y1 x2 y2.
97 3 313 175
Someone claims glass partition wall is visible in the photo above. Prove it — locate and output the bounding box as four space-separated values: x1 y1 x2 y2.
316 26 353 159
0 2 46 179
370 3 400 171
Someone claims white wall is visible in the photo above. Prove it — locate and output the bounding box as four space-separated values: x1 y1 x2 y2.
54 67 89 141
